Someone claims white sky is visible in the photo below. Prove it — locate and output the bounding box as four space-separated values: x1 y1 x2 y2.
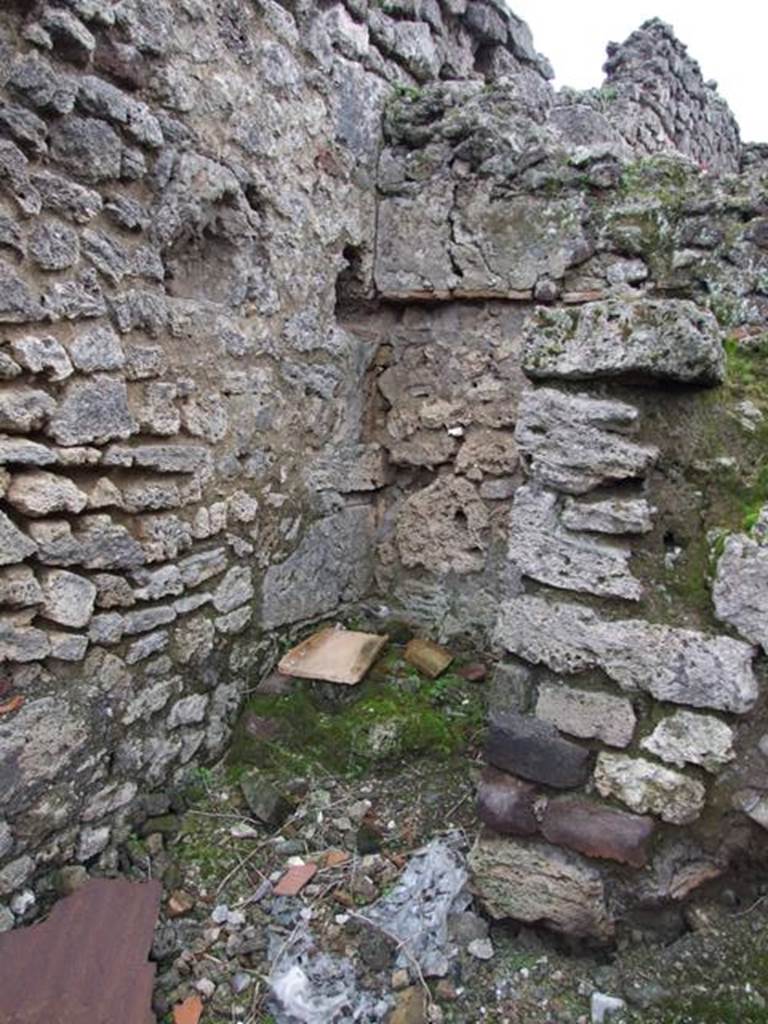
508 1 768 143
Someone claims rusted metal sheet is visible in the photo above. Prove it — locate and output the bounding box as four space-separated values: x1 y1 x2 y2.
0 877 162 1024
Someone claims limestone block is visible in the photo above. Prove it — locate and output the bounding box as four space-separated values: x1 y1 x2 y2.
172 616 215 665
0 855 34 897
122 605 177 636
0 696 88 803
131 565 184 601
125 629 168 664
560 496 654 535
8 58 78 117
28 222 80 273
81 781 137 823
167 694 209 729
88 612 125 645
535 682 636 748
262 507 374 629
469 835 613 940
455 429 519 480
0 440 57 468
7 470 88 517
641 710 735 773
67 324 125 372
375 182 457 297
40 569 97 628
0 616 50 661
0 512 37 566
215 606 252 634
47 630 89 661
0 387 56 433
28 515 145 570
11 336 73 380
495 596 758 714
47 376 136 446
507 486 642 600
93 573 135 609
0 566 43 607
31 169 102 223
49 116 122 183
178 548 228 588
213 566 253 614
594 753 706 825
522 300 725 385
136 382 180 436
515 388 658 494
713 531 768 652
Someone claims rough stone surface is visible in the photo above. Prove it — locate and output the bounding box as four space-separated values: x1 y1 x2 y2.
535 681 636 748
594 753 706 825
640 711 735 773
0 511 36 566
486 711 591 789
713 531 768 652
48 376 137 446
507 485 642 600
522 300 725 385
515 388 658 495
395 476 489 575
40 569 97 628
6 471 88 517
541 799 654 867
560 496 654 535
495 596 758 714
469 835 614 940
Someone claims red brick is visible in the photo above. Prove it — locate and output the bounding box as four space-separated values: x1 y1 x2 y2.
542 798 654 867
476 766 539 836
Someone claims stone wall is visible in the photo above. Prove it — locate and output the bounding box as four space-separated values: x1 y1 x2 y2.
0 0 767 939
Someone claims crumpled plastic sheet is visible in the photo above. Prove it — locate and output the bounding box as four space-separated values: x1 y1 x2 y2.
268 924 392 1024
361 832 471 977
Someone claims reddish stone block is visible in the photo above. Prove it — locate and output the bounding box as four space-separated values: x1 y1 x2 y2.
476 767 539 836
541 798 654 867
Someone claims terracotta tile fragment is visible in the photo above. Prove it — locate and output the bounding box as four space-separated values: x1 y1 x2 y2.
173 994 204 1024
326 850 351 868
542 798 654 867
459 662 487 682
167 889 195 917
404 637 453 678
273 861 318 897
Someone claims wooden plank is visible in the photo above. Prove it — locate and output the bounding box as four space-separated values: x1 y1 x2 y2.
0 877 162 1024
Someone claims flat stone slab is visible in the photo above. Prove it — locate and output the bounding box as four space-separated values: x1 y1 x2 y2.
0 877 161 1024
713 531 768 652
278 626 387 685
640 710 735 773
495 595 758 714
535 681 636 748
404 637 453 678
486 710 591 789
522 299 724 385
469 834 614 941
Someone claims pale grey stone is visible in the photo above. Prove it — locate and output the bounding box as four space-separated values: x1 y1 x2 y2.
0 855 34 897
47 631 89 661
40 569 97 628
469 835 613 941
7 471 88 517
262 507 374 628
28 515 145 570
131 565 183 601
93 573 134 609
50 116 122 182
76 825 110 862
88 612 125 644
0 904 13 932
507 486 642 600
11 335 73 380
515 388 658 494
560 496 654 535
0 566 43 607
0 439 57 467
67 324 124 372
641 711 735 773
535 682 636 748
105 444 209 474
173 616 215 664
713 532 768 652
81 781 137 823
168 693 209 729
174 592 212 615
215 606 251 635
495 596 758 714
136 382 180 436
522 300 725 385
594 753 706 825
28 221 80 272
31 170 102 223
0 511 37 565
125 629 168 664
0 696 88 801
122 676 178 726
48 376 137 446
0 617 49 661
42 271 107 321
122 604 176 636
0 387 56 433
178 548 228 588
8 58 78 116
213 566 253 614
591 993 627 1024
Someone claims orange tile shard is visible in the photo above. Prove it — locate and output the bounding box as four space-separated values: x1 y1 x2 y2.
173 994 204 1024
0 877 162 1024
273 861 318 897
278 626 387 685
404 637 453 678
